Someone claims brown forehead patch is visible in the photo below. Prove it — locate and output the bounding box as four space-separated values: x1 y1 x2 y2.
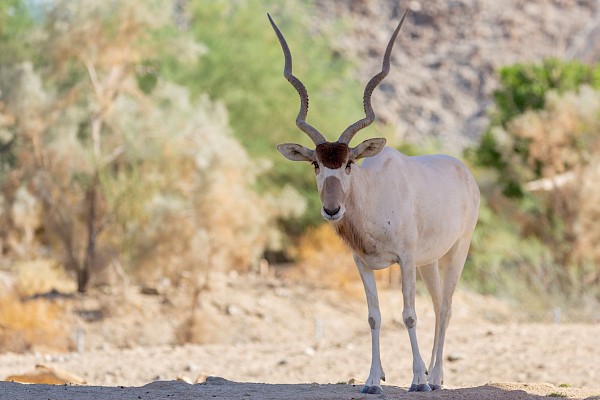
315 142 349 169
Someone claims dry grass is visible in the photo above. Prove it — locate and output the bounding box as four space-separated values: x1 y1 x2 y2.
0 291 74 353
291 223 358 288
290 223 399 291
0 260 76 353
14 259 76 297
485 86 600 304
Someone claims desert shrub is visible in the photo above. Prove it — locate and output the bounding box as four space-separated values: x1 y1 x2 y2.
0 64 303 289
0 290 73 353
166 0 397 233
13 259 76 297
464 198 567 308
484 87 600 273
492 59 600 127
291 223 357 288
290 223 397 290
0 1 305 291
491 86 600 187
109 81 305 282
0 0 34 65
466 60 600 311
470 59 600 197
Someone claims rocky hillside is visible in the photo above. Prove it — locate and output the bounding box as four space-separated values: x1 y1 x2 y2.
314 0 600 153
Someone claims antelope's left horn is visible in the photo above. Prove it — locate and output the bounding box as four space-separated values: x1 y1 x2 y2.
338 10 409 145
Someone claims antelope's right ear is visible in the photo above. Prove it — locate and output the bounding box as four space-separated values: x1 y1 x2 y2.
277 143 315 162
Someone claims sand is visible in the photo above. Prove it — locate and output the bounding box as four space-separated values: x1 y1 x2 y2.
0 272 599 399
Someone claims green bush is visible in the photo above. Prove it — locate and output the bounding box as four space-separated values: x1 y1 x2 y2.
161 0 390 233
492 59 600 127
0 0 34 65
465 60 600 313
469 59 600 197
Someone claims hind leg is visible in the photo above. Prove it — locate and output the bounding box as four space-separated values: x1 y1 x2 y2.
427 233 473 389
418 261 443 390
398 253 430 392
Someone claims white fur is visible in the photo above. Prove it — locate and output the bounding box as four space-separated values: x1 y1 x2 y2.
341 146 479 392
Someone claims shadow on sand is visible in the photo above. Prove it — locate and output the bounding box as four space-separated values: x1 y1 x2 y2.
1 378 597 400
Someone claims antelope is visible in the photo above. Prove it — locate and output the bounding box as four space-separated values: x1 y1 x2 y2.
268 11 480 394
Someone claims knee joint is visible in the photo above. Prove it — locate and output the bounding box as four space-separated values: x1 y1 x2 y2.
402 308 417 329
368 316 377 330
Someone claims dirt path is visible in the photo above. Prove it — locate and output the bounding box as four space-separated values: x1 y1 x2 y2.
0 379 599 400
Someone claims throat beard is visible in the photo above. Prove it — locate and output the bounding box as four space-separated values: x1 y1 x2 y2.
333 215 370 255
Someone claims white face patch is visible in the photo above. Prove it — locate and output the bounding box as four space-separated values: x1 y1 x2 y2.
316 165 352 221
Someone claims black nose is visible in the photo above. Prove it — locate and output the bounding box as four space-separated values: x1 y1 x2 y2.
323 206 340 216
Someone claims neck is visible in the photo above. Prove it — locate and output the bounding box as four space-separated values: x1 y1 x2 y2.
346 166 370 214
332 166 373 255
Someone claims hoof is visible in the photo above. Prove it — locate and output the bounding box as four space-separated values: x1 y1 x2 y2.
361 385 383 394
408 383 432 392
430 384 442 391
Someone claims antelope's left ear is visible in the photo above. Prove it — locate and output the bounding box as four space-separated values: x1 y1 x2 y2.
351 138 386 160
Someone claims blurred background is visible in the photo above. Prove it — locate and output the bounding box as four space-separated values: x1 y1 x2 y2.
0 0 599 361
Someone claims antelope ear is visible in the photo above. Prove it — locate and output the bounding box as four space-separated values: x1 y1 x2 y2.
351 138 386 160
277 143 315 162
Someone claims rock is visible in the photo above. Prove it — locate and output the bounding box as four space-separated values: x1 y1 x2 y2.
347 378 364 385
185 363 199 372
203 376 231 385
195 374 208 384
226 304 242 316
313 0 600 155
447 353 465 362
177 375 193 384
5 364 86 385
140 286 160 296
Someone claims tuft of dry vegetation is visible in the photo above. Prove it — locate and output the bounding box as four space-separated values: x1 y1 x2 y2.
0 1 306 294
13 259 76 297
494 87 600 279
292 223 357 288
0 291 74 353
469 84 600 313
290 224 400 290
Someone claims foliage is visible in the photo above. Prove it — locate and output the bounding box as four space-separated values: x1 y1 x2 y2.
466 60 600 310
290 223 398 290
469 59 600 197
108 81 303 281
465 198 564 307
0 0 170 292
0 0 34 65
291 223 357 288
164 0 386 232
0 291 73 353
0 0 304 292
491 59 600 128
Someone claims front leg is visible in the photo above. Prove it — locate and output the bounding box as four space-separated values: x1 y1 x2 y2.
399 254 430 392
354 255 385 395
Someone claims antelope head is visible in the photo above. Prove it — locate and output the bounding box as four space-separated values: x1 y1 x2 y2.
269 12 407 221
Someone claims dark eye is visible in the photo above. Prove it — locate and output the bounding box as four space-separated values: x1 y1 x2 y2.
345 161 353 172
312 161 320 172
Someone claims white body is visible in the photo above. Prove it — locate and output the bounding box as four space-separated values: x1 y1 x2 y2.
332 146 480 391
269 10 480 393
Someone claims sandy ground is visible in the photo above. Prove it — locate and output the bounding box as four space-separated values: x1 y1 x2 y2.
1 272 599 399
0 380 599 400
